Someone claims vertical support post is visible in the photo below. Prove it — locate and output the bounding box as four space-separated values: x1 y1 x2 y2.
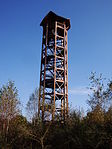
38 29 44 118
52 21 57 121
64 23 66 121
66 30 68 118
42 24 48 121
61 99 63 121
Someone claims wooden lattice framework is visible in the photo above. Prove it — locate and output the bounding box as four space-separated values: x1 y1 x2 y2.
38 11 70 121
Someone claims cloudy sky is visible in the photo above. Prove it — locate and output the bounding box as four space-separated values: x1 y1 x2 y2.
0 0 112 114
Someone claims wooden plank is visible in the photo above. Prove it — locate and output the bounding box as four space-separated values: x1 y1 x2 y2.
56 79 64 83
63 23 66 120
38 29 44 118
52 21 57 120
42 24 48 121
56 56 64 60
56 34 64 39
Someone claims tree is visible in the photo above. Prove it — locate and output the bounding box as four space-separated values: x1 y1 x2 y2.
0 81 20 147
85 73 112 148
26 88 39 123
87 72 112 111
8 115 30 149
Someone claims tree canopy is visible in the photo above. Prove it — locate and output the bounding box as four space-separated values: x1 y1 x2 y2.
0 74 112 149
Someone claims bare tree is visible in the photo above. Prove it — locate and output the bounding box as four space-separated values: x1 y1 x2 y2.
26 88 39 123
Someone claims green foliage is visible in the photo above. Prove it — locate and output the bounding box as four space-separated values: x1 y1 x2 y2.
0 81 20 119
1 74 112 149
0 81 21 148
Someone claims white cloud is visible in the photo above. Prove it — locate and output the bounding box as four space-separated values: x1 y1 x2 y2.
69 87 91 95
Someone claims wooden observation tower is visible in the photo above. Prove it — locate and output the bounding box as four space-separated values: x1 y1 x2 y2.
38 11 70 121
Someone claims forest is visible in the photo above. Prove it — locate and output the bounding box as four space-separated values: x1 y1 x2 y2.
0 72 112 149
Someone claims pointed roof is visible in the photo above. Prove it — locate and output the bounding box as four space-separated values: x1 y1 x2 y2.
40 11 70 30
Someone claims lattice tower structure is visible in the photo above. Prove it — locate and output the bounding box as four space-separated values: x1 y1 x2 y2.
38 11 70 121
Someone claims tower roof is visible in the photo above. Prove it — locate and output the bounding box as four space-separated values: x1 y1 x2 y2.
40 11 71 30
